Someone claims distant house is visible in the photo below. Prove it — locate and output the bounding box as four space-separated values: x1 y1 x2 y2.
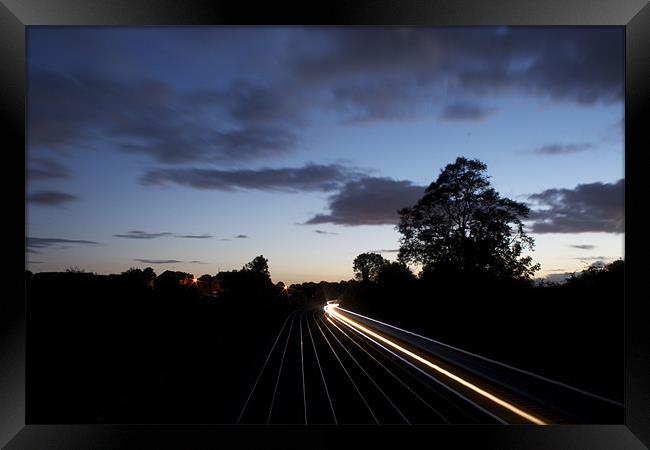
197 275 222 297
155 270 195 289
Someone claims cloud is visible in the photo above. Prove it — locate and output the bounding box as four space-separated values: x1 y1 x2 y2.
540 272 572 284
439 101 497 121
28 70 301 165
235 234 249 239
305 177 425 226
574 256 615 262
118 231 212 239
528 179 624 233
27 190 78 206
212 126 298 161
291 28 622 108
329 80 429 123
26 237 100 252
114 231 173 239
27 157 71 180
531 142 594 155
314 230 339 235
188 260 208 264
28 28 622 175
133 258 181 264
370 249 399 253
212 79 306 126
141 163 365 193
587 260 608 269
569 244 596 250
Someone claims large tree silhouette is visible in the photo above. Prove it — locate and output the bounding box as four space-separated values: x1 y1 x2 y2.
397 157 539 280
353 252 388 282
242 255 270 278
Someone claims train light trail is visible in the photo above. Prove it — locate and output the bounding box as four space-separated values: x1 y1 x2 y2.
324 302 547 425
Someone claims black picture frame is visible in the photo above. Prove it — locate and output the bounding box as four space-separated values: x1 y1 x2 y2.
2 1 649 448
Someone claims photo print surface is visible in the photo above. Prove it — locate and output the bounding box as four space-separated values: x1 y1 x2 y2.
26 26 624 424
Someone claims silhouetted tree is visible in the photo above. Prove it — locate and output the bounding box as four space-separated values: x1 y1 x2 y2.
353 252 388 282
122 267 143 287
242 255 270 278
121 267 156 289
397 157 540 281
565 259 624 288
376 261 416 286
143 267 156 287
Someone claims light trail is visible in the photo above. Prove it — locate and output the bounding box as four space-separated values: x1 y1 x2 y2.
306 311 337 424
332 310 506 424
336 305 622 407
325 303 548 425
236 311 295 424
322 316 411 424
332 313 482 422
267 313 296 424
326 315 450 424
314 316 379 424
300 314 307 425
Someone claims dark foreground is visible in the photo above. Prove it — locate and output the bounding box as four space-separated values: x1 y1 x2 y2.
25 266 623 424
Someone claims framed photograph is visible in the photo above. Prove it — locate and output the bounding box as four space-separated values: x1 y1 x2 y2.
2 0 649 448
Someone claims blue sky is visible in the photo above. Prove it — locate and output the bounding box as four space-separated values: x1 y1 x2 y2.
26 27 624 284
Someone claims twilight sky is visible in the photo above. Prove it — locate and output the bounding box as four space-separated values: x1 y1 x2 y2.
26 27 624 284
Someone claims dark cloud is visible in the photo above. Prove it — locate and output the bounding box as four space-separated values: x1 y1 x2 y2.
451 28 623 105
329 80 427 123
531 142 594 155
305 177 425 226
574 256 614 262
371 249 399 253
528 179 624 233
314 230 339 235
275 28 622 126
211 126 298 161
27 190 78 206
439 101 497 121
114 231 173 239
28 70 300 164
215 80 306 126
188 260 208 264
133 258 181 264
27 157 71 180
141 163 365 193
116 123 298 164
175 234 213 239
569 244 597 250
235 235 249 239
290 28 623 112
28 28 622 173
26 237 100 252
